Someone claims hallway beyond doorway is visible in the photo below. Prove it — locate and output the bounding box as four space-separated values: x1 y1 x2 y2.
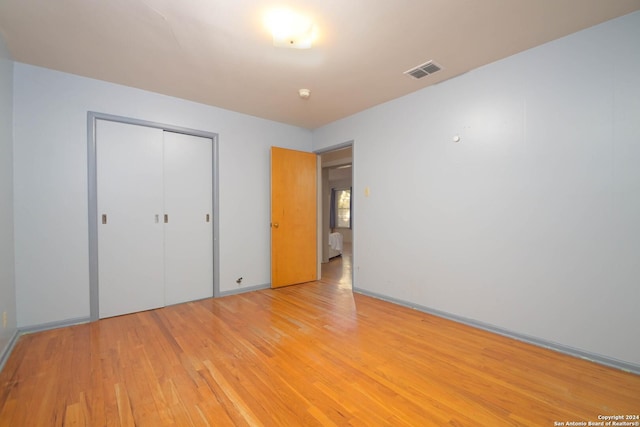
321 242 352 289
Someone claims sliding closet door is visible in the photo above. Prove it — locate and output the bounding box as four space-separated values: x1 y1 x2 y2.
96 120 165 318
163 132 213 305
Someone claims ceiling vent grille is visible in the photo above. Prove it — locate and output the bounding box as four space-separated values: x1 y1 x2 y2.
404 60 442 79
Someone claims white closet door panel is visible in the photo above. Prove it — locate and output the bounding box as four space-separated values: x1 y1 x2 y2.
163 131 213 305
97 120 165 318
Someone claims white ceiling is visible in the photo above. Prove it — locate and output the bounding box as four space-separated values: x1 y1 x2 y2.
1 0 639 129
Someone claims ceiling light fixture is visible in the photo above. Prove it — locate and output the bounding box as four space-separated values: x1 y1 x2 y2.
264 8 316 49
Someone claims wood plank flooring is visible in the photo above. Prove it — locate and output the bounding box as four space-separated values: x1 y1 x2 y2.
321 242 352 288
1 276 639 425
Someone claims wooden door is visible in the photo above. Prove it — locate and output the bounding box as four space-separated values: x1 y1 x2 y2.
163 131 213 305
97 120 165 318
271 147 317 288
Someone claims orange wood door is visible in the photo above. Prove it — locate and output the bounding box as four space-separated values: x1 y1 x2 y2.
271 147 317 288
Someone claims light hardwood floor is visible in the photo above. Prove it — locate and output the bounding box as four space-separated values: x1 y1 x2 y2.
322 242 352 288
1 267 639 425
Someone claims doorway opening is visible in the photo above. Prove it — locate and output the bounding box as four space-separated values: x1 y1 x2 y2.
319 144 353 289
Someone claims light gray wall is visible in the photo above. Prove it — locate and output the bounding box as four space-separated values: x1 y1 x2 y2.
313 12 640 367
13 64 312 328
0 34 17 356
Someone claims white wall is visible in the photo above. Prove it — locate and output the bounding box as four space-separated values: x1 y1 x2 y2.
13 64 312 327
0 34 17 357
313 12 640 367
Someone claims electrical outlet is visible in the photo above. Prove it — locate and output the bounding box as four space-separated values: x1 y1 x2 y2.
2 311 6 328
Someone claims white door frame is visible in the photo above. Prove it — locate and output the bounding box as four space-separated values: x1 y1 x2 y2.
87 112 220 321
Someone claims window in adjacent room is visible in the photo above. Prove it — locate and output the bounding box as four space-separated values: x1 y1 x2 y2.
331 188 351 229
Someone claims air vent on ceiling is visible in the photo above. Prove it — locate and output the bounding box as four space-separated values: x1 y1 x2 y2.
404 60 442 79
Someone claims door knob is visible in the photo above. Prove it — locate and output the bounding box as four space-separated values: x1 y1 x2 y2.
272 223 279 228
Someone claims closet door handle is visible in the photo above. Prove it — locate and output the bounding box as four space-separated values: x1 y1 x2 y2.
102 214 107 224
206 214 210 223
164 214 169 223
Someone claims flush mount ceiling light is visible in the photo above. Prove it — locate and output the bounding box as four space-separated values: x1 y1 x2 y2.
264 8 316 49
